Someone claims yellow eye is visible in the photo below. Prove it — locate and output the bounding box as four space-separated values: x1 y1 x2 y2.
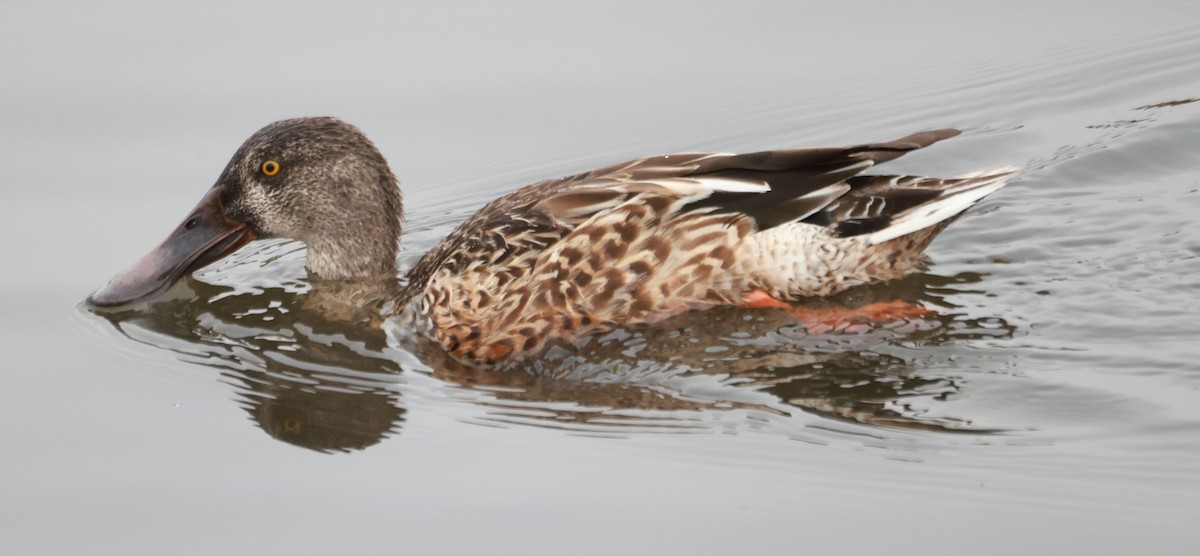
261 160 281 176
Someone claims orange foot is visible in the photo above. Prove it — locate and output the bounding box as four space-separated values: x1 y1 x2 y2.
741 289 793 310
741 290 932 334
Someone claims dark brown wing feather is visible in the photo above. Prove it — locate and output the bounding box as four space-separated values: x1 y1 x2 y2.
679 129 961 230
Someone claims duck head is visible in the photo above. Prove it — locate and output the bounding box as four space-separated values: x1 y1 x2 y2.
90 117 403 306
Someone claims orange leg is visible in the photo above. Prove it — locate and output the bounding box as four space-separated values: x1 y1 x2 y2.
741 290 932 333
741 289 793 310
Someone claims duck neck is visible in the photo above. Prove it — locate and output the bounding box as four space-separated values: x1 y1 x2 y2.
302 273 406 324
305 234 398 282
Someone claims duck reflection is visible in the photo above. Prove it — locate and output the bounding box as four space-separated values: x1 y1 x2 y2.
91 275 408 454
432 270 1016 433
88 268 1016 452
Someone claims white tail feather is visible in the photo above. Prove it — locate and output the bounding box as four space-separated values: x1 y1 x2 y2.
866 168 1018 245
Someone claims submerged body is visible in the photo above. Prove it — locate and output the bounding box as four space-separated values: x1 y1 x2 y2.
90 118 1016 365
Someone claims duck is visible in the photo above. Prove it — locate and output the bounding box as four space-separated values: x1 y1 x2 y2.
90 117 1017 364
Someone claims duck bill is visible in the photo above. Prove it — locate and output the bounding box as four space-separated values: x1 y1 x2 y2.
89 186 257 306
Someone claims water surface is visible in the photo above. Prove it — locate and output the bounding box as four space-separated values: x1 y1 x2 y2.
3 1 1200 554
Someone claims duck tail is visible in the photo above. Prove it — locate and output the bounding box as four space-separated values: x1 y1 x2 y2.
863 167 1019 245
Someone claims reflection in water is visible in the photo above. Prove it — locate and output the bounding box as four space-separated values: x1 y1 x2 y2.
448 271 1017 434
239 370 403 454
92 277 407 453
87 264 1016 452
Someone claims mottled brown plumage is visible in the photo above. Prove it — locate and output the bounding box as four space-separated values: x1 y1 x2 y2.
91 118 1017 366
399 127 1016 364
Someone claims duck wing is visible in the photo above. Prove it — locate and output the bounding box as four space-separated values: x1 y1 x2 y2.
504 127 965 233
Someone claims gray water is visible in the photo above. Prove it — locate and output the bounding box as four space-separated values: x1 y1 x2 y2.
4 1 1200 554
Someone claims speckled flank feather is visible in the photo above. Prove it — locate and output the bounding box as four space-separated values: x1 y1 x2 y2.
400 129 1018 364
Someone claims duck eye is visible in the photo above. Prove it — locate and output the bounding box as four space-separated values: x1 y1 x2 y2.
261 160 281 176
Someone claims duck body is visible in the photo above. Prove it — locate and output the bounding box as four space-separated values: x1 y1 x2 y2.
90 118 1016 365
402 129 1015 363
